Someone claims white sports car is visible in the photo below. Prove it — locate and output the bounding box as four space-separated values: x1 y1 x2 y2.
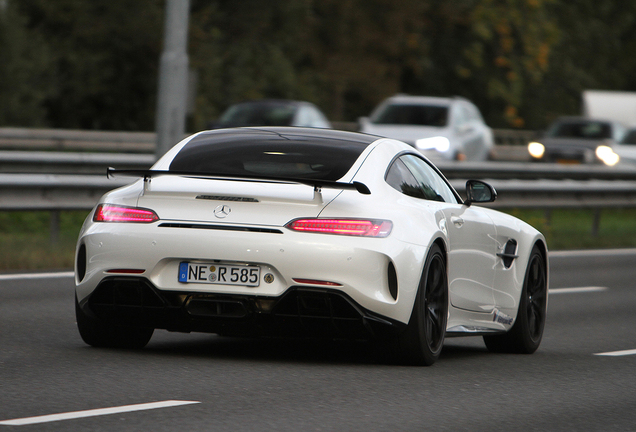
75 127 548 366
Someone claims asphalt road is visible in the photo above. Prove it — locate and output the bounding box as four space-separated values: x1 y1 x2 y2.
1 249 636 431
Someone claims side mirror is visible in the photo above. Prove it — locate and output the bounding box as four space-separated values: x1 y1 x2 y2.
464 180 497 206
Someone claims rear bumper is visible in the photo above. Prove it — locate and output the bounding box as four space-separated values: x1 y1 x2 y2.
75 221 426 324
541 147 596 163
79 276 404 340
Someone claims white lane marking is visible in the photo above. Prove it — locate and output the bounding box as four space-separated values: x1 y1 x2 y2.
549 248 636 258
549 287 608 294
0 271 74 281
0 400 200 426
594 349 636 357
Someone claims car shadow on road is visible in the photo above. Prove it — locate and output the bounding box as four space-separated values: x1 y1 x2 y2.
144 332 380 366
136 331 492 366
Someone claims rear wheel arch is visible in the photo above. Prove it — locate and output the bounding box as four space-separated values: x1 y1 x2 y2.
534 240 549 271
395 241 449 365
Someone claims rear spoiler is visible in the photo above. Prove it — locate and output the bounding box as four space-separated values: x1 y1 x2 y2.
106 167 371 195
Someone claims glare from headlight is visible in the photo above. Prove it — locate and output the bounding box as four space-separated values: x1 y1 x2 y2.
528 142 545 159
415 136 450 152
595 145 620 166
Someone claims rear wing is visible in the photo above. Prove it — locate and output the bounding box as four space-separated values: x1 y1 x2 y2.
106 167 371 195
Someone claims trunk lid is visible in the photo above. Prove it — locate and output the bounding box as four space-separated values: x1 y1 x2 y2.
135 176 337 226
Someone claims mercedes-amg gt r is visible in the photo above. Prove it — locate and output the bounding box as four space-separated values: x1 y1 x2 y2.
75 127 548 365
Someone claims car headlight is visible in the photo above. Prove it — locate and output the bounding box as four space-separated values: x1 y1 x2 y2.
528 142 545 159
595 145 620 166
415 136 450 152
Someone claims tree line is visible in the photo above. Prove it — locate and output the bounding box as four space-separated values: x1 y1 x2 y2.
1 0 635 132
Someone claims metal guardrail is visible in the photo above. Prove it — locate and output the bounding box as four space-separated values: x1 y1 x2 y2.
0 127 156 152
0 150 155 174
4 148 636 181
2 127 632 242
0 126 534 154
0 174 129 211
435 161 636 181
2 127 636 214
450 179 636 209
3 173 636 212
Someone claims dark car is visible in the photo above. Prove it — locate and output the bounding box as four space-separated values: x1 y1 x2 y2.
209 100 331 129
613 127 636 164
528 116 626 165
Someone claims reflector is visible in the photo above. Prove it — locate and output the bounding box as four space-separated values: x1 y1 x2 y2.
105 269 146 274
292 278 342 287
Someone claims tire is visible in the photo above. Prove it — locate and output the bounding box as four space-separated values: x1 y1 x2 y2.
484 245 547 354
75 296 154 349
397 243 448 366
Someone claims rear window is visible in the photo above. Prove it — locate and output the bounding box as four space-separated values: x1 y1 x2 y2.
621 130 636 145
548 121 612 139
169 129 371 181
372 104 448 127
218 103 296 127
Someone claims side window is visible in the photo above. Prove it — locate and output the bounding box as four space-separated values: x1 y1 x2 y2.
295 106 312 127
451 103 466 128
400 155 458 203
385 158 425 199
310 107 331 128
612 123 626 142
386 154 458 203
462 102 475 122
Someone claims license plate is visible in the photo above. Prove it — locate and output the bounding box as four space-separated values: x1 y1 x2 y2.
178 262 260 287
557 159 581 165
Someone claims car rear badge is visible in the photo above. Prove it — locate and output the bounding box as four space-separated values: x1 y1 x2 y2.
214 204 231 219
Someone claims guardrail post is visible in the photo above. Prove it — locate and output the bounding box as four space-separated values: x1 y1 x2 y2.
50 210 60 244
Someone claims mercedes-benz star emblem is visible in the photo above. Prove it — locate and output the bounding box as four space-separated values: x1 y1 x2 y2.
213 204 231 219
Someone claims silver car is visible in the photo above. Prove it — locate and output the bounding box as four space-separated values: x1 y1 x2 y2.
359 95 494 161
210 100 332 129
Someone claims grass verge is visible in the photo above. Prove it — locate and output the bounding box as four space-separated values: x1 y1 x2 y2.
0 211 87 272
1 208 636 272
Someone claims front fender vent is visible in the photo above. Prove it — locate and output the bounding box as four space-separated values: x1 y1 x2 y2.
497 239 518 269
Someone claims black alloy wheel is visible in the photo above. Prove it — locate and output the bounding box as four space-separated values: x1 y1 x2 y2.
398 243 448 366
484 245 547 354
525 251 548 342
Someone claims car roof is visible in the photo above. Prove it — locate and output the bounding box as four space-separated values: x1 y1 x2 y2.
553 116 620 126
382 95 463 106
229 99 308 108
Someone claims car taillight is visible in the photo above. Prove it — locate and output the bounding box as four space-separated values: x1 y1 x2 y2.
286 218 392 237
93 204 159 223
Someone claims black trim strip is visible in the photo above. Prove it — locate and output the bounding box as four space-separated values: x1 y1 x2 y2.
196 195 259 202
159 222 283 234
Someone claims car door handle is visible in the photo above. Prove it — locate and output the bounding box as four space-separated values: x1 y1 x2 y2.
451 216 464 227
